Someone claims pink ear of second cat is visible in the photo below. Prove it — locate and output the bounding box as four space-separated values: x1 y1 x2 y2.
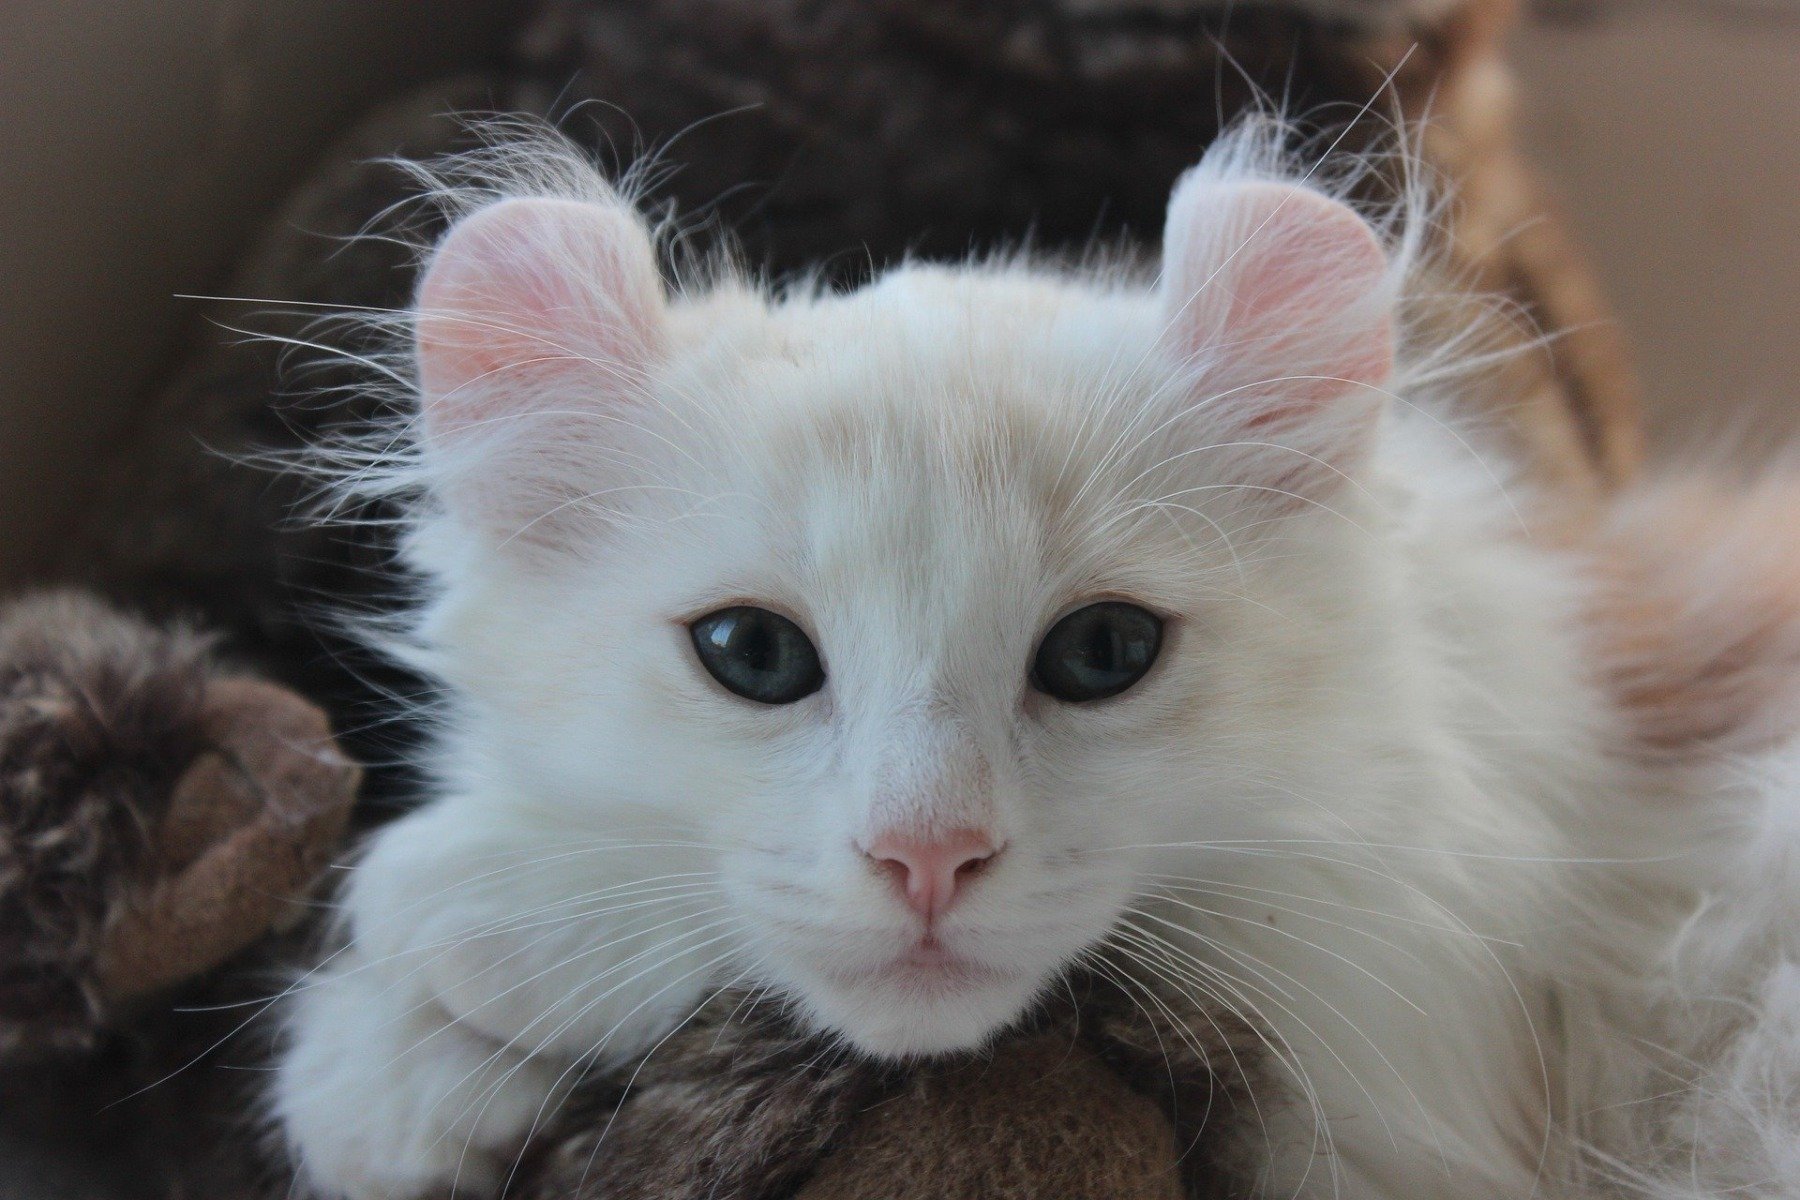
413 196 666 445
1160 178 1395 419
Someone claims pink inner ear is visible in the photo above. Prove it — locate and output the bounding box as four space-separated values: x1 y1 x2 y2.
414 197 664 440
1164 180 1394 417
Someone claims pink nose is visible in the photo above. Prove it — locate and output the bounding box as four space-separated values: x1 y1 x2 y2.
862 828 1001 920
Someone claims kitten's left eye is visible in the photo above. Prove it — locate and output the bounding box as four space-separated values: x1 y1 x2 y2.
1031 602 1164 703
690 606 825 705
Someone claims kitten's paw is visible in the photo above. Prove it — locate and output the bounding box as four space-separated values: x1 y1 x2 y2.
274 956 565 1200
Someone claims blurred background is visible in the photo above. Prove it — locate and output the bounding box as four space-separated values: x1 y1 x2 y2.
1514 1 1799 450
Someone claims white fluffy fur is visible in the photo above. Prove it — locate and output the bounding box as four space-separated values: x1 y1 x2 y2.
271 122 1800 1199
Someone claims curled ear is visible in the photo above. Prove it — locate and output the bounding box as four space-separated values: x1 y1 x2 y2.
1159 177 1395 499
413 195 666 544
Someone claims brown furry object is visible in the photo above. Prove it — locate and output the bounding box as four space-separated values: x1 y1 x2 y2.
792 985 1263 1200
0 590 357 1059
798 1036 1188 1200
516 973 1262 1200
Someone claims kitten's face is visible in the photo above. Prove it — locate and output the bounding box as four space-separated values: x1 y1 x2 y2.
409 171 1396 1056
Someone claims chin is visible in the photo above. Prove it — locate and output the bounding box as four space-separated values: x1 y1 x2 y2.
794 959 1052 1060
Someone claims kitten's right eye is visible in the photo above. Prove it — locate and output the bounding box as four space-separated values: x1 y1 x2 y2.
1031 601 1164 703
689 607 825 705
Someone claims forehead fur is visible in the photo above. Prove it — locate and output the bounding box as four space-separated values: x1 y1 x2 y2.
654 266 1186 588
676 265 1162 434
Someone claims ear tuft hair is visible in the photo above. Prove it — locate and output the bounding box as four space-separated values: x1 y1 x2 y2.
411 194 666 545
1161 176 1395 415
1150 127 1410 511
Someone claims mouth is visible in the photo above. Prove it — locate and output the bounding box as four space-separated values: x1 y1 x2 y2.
780 929 1060 1058
880 936 1007 988
809 929 1010 994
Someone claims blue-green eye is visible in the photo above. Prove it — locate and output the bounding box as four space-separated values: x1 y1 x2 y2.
1031 602 1163 703
690 607 825 705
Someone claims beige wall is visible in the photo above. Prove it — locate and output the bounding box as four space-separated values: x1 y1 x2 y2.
1514 5 1800 453
0 0 513 581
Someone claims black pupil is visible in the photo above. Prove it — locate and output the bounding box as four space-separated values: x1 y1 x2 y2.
727 619 778 673
1033 602 1163 702
691 607 824 705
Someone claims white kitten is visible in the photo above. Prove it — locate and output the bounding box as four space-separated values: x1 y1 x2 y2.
272 124 1800 1199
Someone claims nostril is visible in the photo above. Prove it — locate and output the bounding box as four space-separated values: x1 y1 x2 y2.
869 852 910 890
955 846 997 879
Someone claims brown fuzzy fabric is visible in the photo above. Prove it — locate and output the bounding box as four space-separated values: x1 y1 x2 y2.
0 590 357 1058
792 992 1260 1200
798 1035 1188 1200
94 674 358 1001
514 968 1264 1200
517 994 903 1200
0 591 213 1055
